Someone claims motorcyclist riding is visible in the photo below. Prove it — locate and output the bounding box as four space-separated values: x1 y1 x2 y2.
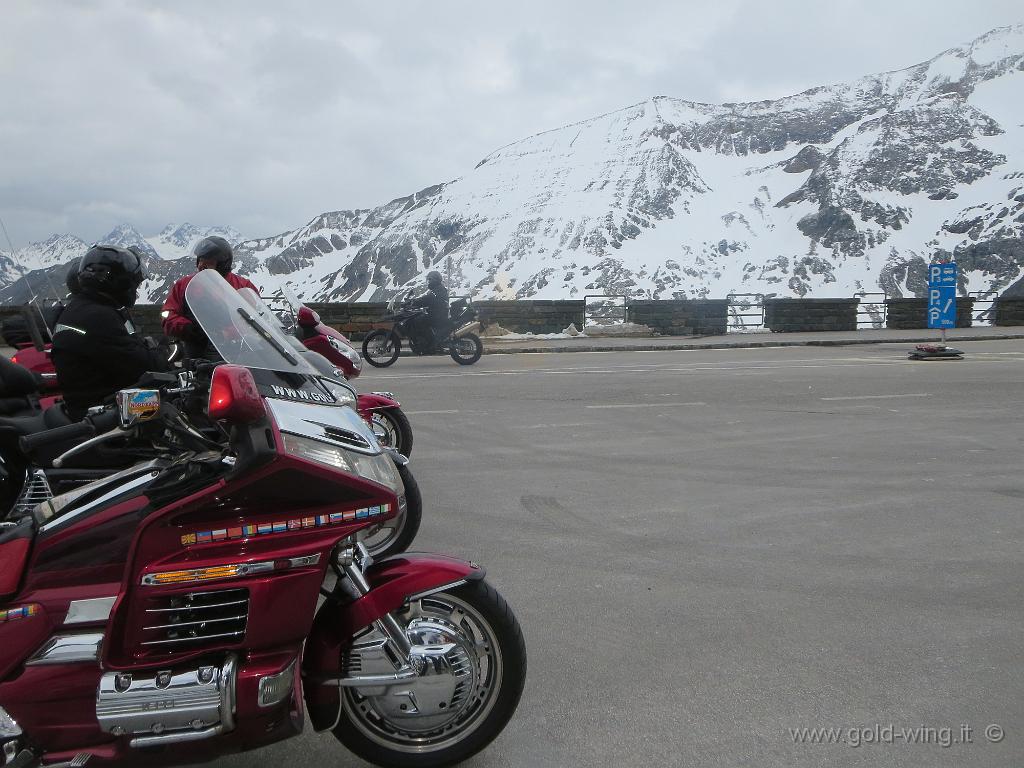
406 270 449 353
162 235 257 359
50 245 170 420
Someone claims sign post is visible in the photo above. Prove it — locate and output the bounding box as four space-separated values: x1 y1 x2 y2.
910 261 963 360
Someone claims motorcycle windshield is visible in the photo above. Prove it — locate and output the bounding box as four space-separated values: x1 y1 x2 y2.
238 286 285 330
280 283 305 318
185 270 319 374
388 288 412 313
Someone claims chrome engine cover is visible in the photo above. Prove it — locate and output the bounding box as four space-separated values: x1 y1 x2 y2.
96 656 236 746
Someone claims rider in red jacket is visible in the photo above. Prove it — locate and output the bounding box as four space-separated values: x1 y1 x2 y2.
162 236 258 359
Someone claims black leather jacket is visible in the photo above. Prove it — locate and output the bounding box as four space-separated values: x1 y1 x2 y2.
51 294 170 419
410 285 450 323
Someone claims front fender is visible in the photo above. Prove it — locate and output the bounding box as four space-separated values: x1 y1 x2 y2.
357 392 400 410
303 553 484 730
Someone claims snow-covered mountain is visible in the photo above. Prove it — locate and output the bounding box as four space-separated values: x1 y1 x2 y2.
3 25 1023 305
0 224 243 303
146 223 244 261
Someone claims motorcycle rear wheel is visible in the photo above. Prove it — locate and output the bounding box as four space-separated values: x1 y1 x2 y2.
449 333 483 366
369 407 414 457
363 330 401 368
361 461 421 560
334 579 527 768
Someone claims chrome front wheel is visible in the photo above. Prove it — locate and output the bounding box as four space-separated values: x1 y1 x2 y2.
368 407 414 457
334 580 527 767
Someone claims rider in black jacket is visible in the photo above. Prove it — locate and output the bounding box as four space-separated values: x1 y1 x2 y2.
51 245 170 420
407 271 449 352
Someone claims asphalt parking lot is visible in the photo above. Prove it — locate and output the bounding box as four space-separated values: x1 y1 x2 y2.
210 339 1023 767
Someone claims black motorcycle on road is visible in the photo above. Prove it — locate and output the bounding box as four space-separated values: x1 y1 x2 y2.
362 290 484 367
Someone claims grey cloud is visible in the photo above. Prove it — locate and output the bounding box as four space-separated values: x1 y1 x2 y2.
0 0 1020 248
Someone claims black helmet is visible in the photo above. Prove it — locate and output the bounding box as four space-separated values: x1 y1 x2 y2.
77 245 146 307
194 236 233 275
426 270 443 288
64 257 81 295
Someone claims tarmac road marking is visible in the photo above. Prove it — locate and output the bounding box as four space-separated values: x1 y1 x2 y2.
585 402 707 409
820 393 932 401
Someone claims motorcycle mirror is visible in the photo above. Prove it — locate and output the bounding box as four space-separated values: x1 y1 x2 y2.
297 306 320 328
115 388 162 427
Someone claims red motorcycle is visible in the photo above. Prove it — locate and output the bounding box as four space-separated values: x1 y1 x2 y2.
265 286 413 457
0 270 526 768
6 289 414 457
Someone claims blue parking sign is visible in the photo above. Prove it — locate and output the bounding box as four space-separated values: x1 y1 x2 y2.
928 286 956 329
928 262 957 289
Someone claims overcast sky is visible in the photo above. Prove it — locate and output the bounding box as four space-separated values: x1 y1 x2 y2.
1 0 1021 248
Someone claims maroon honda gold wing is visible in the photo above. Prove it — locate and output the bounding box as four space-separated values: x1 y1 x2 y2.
0 270 526 768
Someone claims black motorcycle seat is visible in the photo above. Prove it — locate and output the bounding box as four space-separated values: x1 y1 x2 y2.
0 356 42 398
0 397 32 417
0 405 71 437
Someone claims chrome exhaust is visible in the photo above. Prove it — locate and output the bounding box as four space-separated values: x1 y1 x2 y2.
452 321 482 339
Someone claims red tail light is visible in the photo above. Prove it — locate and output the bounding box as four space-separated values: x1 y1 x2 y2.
208 365 266 423
10 355 18 365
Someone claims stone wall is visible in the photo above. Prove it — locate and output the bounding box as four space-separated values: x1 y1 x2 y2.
763 298 860 332
993 298 1024 326
627 300 728 336
473 300 585 335
885 298 974 329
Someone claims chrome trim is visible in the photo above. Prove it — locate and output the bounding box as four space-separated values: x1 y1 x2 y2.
0 705 21 738
65 596 116 625
369 391 396 401
26 633 103 665
52 428 126 468
330 668 418 687
221 654 237 732
34 754 91 768
287 553 322 568
140 629 245 647
130 724 225 748
144 598 247 613
266 397 381 455
406 579 468 602
143 614 247 632
96 654 236 748
140 560 274 586
40 470 160 532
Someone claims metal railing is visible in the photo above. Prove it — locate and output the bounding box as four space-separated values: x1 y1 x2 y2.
583 295 627 327
853 292 887 329
968 290 997 326
726 293 765 332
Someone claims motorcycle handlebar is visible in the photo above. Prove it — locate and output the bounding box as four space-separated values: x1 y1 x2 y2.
19 420 96 454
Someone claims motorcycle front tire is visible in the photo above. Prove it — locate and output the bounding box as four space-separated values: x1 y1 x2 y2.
333 579 527 768
369 407 414 457
449 333 483 366
362 330 402 368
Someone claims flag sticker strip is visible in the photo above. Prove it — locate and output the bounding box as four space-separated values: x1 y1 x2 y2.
179 505 391 547
0 604 39 622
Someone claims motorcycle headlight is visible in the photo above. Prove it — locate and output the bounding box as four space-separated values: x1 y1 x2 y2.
281 432 403 494
318 377 358 409
327 337 363 373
